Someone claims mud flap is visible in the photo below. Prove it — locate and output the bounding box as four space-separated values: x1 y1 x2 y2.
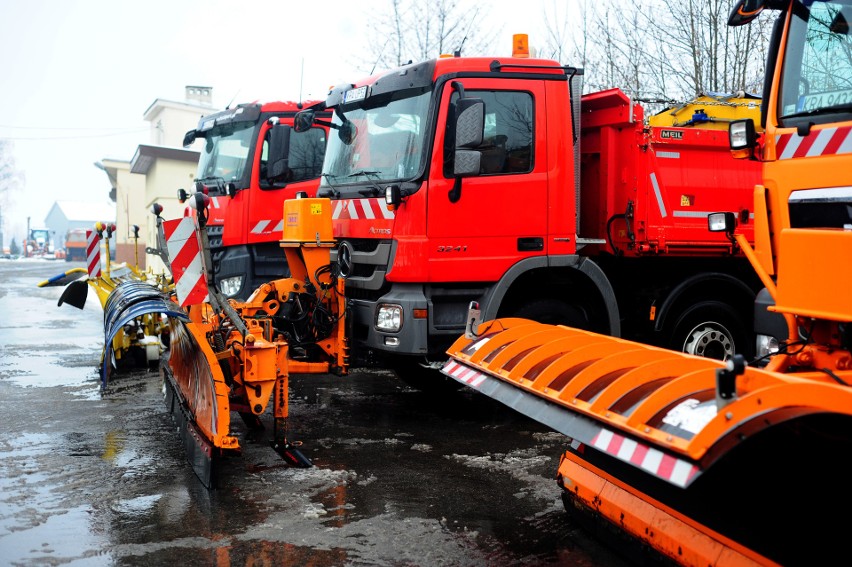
57 279 90 310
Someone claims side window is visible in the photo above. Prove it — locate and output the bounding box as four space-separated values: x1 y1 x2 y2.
289 127 327 182
260 126 327 187
444 90 534 177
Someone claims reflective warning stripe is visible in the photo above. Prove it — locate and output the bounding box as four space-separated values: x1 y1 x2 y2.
250 219 285 235
776 126 852 159
444 359 488 388
86 230 101 278
650 172 668 218
332 198 395 220
590 429 699 488
209 197 223 209
441 358 702 488
163 217 209 307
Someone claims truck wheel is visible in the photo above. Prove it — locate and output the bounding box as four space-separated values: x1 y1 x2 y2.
669 302 750 361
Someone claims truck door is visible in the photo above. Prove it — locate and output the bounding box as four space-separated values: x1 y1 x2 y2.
426 78 548 282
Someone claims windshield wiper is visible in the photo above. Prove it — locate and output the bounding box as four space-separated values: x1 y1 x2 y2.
348 169 381 178
194 176 229 195
319 173 341 199
348 170 383 197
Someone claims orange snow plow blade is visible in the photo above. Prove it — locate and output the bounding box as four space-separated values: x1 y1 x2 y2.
443 317 852 564
163 317 237 488
155 197 348 488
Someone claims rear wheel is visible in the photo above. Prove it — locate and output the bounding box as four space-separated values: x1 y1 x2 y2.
669 301 751 361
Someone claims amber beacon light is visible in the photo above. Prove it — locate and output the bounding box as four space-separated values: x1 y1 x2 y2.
512 34 530 58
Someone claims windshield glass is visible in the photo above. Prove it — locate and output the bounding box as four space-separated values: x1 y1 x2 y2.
196 121 255 184
779 0 852 123
321 90 431 186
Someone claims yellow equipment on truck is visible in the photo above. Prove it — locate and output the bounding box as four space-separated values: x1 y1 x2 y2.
443 1 852 565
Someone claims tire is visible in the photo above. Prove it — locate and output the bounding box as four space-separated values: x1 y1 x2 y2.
669 301 751 362
391 356 463 395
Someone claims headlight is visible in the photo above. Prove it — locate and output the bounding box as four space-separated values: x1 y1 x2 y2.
376 304 403 332
755 333 780 362
729 119 756 150
219 275 243 297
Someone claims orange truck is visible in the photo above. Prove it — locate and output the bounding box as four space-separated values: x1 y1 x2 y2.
64 228 87 262
443 0 852 564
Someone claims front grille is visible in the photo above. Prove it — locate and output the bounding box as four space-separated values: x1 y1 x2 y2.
332 238 393 302
206 225 224 265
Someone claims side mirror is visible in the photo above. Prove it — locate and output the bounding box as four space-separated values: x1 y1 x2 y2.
728 0 765 26
453 97 485 177
338 120 357 145
183 129 198 148
293 110 315 133
267 124 292 182
455 98 484 148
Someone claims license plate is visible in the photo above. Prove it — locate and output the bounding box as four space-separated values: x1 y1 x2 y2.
344 86 368 103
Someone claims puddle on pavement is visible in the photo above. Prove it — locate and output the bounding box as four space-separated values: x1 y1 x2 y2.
0 504 113 565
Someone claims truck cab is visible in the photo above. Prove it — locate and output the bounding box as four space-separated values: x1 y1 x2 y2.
183 101 331 299
297 53 762 384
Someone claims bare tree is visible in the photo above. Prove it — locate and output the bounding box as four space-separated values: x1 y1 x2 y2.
544 0 773 108
0 139 25 248
361 0 499 73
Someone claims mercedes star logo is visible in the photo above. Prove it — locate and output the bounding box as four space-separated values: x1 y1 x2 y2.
338 240 354 278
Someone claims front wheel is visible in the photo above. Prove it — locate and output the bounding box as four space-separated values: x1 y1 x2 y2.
669 302 751 361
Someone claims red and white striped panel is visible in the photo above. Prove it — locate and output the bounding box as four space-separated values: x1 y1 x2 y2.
776 125 852 160
590 429 699 488
250 219 285 235
163 217 209 307
442 358 700 488
443 359 489 388
86 229 101 278
332 198 396 220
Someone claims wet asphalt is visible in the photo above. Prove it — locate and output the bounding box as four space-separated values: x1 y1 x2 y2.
0 260 632 567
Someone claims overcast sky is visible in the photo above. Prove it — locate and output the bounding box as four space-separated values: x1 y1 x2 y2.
0 0 558 246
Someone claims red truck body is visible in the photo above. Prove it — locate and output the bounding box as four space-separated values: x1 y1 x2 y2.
297 55 763 380
579 88 758 256
183 101 331 298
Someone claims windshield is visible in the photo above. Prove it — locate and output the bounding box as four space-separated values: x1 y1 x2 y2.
321 90 431 186
779 0 852 124
196 121 255 185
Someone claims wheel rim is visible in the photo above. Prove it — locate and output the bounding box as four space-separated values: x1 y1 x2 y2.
681 321 735 361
